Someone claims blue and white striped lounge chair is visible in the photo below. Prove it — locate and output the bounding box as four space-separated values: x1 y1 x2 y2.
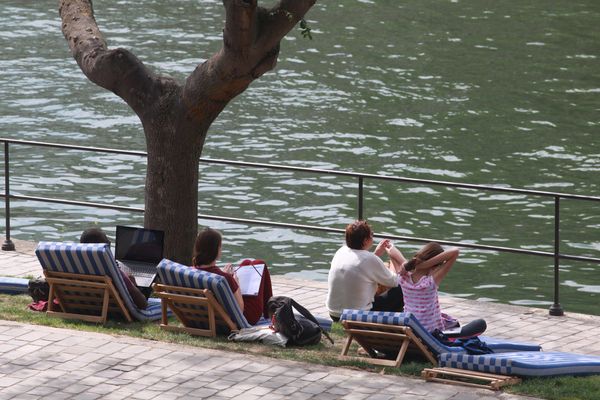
439 351 600 377
155 259 252 337
339 309 541 368
0 277 29 295
155 259 332 337
35 242 163 323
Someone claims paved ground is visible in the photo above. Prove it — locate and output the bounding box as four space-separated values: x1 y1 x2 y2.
1 240 599 399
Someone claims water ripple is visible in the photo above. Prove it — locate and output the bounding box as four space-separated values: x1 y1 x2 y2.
1 0 599 314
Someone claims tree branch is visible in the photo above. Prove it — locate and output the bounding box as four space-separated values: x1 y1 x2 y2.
183 0 316 115
58 0 164 117
222 0 257 56
257 0 316 51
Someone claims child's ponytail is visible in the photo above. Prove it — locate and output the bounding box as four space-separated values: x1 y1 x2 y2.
404 257 419 272
406 242 445 272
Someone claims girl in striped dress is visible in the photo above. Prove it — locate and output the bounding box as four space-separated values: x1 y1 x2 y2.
397 242 460 332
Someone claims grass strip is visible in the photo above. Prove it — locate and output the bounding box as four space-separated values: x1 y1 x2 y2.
1 294 599 399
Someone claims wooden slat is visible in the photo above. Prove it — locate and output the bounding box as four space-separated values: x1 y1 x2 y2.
422 368 521 390
59 303 103 312
55 292 104 301
343 320 411 332
107 281 132 322
405 329 438 365
45 277 109 290
339 354 405 367
434 367 514 380
46 311 104 324
344 329 409 340
154 283 209 297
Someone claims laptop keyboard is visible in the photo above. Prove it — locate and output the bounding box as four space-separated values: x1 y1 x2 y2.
118 260 157 278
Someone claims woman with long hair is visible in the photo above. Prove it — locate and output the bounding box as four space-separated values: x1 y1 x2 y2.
397 242 460 332
192 227 273 325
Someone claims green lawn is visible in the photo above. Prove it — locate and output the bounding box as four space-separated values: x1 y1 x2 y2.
1 294 599 400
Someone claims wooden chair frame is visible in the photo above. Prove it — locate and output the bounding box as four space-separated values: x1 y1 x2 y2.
44 270 132 324
153 283 238 337
340 320 437 367
422 367 521 390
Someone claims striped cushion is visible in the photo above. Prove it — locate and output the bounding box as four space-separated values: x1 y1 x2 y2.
312 315 333 332
340 309 541 357
157 259 252 330
35 241 162 321
439 351 600 377
0 277 29 295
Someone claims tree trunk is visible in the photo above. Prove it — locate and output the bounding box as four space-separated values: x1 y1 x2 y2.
140 82 212 264
145 136 201 264
58 0 317 263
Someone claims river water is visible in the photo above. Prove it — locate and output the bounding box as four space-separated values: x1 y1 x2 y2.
1 1 599 314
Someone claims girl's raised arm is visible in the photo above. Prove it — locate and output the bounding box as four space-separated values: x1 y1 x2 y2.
386 243 407 273
415 247 460 285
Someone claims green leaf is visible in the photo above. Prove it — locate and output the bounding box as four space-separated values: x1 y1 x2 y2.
299 18 312 40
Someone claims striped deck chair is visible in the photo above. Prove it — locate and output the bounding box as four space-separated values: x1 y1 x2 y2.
155 259 333 338
155 259 254 337
340 309 541 368
35 242 163 323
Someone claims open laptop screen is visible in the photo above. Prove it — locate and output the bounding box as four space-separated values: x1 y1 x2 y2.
115 225 164 263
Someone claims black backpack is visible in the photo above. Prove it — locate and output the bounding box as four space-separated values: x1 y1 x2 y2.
27 277 49 302
267 296 334 346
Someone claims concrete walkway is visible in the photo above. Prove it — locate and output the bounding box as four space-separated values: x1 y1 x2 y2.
2 242 599 399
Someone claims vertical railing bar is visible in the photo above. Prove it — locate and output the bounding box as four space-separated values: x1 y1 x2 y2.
358 176 364 220
2 141 15 251
549 195 563 316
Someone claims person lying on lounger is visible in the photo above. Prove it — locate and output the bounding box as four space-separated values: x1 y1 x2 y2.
191 227 273 325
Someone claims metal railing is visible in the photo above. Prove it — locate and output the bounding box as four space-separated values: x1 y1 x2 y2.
2 137 600 316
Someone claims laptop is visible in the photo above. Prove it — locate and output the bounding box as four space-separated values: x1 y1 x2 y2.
115 225 164 289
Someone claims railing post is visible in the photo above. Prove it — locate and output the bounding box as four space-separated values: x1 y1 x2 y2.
549 195 563 316
358 176 364 220
2 141 15 251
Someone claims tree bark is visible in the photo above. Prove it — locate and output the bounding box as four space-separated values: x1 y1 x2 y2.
58 0 316 263
145 131 202 266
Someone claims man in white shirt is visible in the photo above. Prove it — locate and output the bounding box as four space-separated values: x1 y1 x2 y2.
326 220 406 321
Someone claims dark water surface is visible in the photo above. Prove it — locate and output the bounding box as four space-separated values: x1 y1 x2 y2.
0 1 598 314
